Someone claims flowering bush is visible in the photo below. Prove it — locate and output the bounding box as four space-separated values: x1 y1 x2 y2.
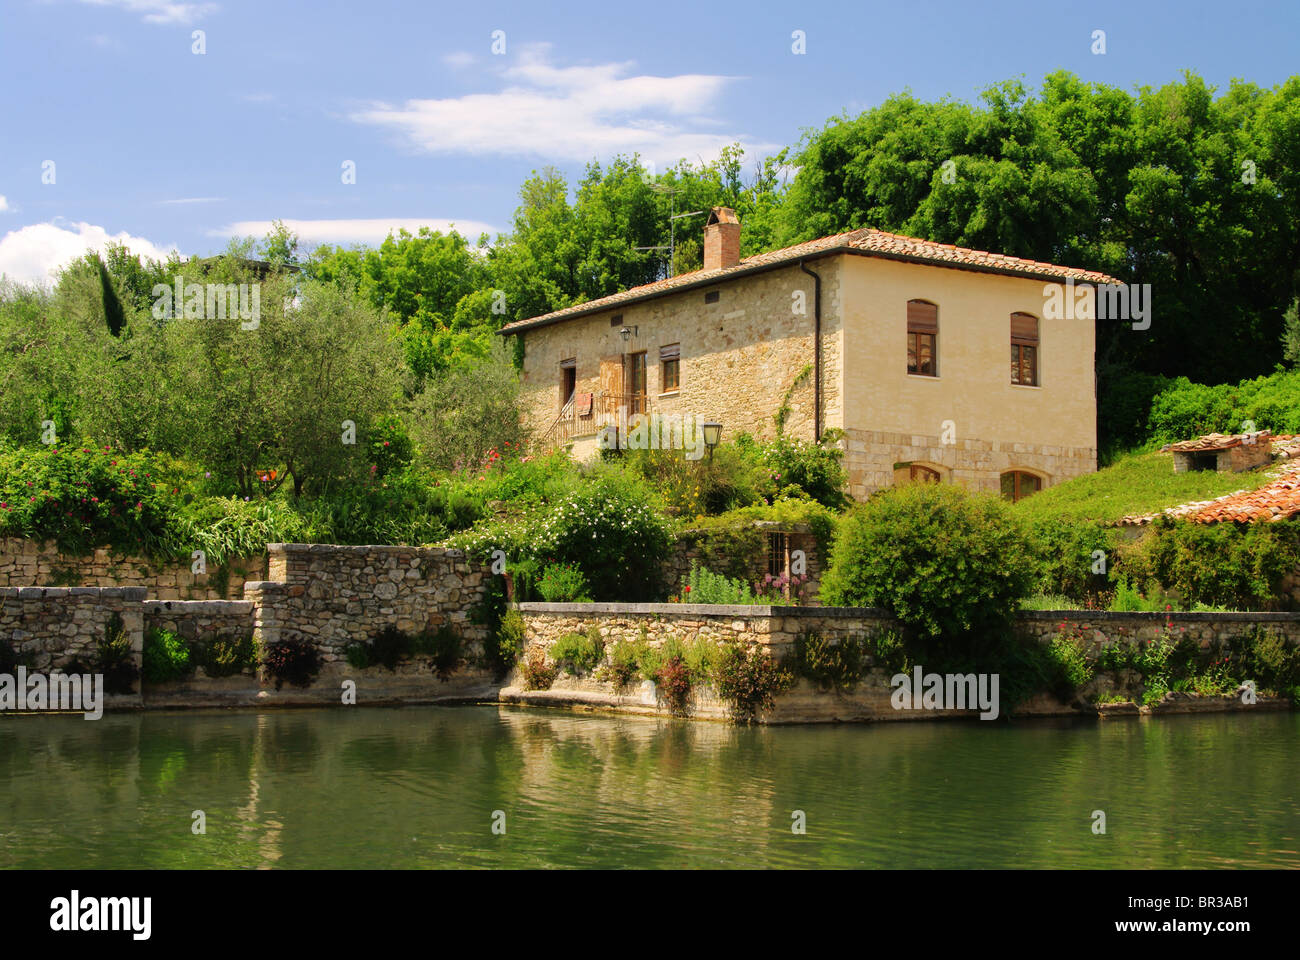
711 643 794 721
0 442 179 554
529 474 672 601
654 654 692 715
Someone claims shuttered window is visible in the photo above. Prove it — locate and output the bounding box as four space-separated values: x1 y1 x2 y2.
660 343 680 392
1011 312 1039 386
907 300 938 377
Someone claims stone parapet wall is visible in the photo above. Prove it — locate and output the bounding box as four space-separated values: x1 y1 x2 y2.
0 586 146 704
516 602 897 662
259 543 492 662
841 427 1096 497
1017 609 1300 648
142 599 255 642
0 537 263 600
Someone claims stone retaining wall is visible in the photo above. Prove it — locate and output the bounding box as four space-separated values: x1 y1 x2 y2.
258 543 491 663
0 537 264 600
1017 610 1300 648
511 603 1300 723
0 586 146 705
142 599 255 642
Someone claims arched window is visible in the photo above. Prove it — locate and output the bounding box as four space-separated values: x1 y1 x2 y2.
1011 312 1039 386
907 300 938 377
893 462 942 486
1000 470 1042 502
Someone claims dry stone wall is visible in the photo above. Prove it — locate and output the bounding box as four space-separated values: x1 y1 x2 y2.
0 586 145 706
257 543 492 663
0 537 263 600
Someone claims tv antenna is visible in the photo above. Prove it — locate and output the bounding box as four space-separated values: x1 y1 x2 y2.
634 183 704 278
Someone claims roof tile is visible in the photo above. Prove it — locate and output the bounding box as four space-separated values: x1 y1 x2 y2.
500 227 1122 333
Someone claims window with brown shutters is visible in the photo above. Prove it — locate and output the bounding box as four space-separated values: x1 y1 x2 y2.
660 343 680 392
907 300 938 376
1011 312 1039 386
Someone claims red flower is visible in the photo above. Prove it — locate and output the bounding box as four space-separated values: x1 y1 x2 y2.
684 585 691 593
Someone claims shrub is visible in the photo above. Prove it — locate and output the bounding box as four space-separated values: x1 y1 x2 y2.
0 444 177 556
793 632 868 692
711 643 793 721
369 625 412 671
142 628 193 684
654 655 692 715
549 627 604 676
537 562 593 602
532 472 673 601
194 633 256 677
821 484 1037 654
260 640 321 690
598 638 641 689
423 625 463 681
1129 518 1300 611
637 635 681 682
678 564 758 604
1047 623 1094 693
757 432 849 510
492 610 526 673
519 648 557 690
682 637 719 684
1030 517 1113 601
345 642 370 670
97 613 138 695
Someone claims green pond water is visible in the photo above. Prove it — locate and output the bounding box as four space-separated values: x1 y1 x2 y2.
1 706 1297 869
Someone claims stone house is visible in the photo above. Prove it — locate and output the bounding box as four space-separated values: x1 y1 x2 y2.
499 208 1118 501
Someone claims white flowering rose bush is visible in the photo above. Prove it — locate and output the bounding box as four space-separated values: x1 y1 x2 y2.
445 474 672 601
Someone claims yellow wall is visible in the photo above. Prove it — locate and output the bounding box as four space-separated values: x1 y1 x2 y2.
839 255 1096 450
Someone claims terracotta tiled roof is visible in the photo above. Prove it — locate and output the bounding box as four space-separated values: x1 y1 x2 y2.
1117 436 1300 526
499 228 1122 334
1167 431 1272 453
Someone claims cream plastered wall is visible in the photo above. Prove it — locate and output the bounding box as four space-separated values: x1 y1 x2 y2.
515 260 843 452
836 255 1097 496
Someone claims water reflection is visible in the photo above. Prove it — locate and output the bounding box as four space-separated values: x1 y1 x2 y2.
0 707 1296 869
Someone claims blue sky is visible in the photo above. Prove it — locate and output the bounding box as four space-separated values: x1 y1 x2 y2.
1 0 1297 284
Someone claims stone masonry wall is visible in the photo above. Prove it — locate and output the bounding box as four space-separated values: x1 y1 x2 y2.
842 427 1097 498
517 603 898 662
142 599 255 643
1017 609 1300 649
255 543 492 664
0 586 145 703
0 537 264 600
517 259 843 452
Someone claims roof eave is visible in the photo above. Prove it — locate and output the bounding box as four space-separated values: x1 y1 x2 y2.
498 245 1120 336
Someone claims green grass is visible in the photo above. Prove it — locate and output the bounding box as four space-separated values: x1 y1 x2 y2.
1011 449 1269 525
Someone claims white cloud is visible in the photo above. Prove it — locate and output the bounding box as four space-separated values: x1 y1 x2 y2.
0 221 176 286
77 0 217 25
442 51 476 69
0 196 8 212
212 218 500 247
350 43 775 166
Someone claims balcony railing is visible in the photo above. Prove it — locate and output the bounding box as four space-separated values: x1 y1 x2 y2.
536 392 651 451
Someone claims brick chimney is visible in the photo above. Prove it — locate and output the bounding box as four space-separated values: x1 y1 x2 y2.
703 206 741 271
